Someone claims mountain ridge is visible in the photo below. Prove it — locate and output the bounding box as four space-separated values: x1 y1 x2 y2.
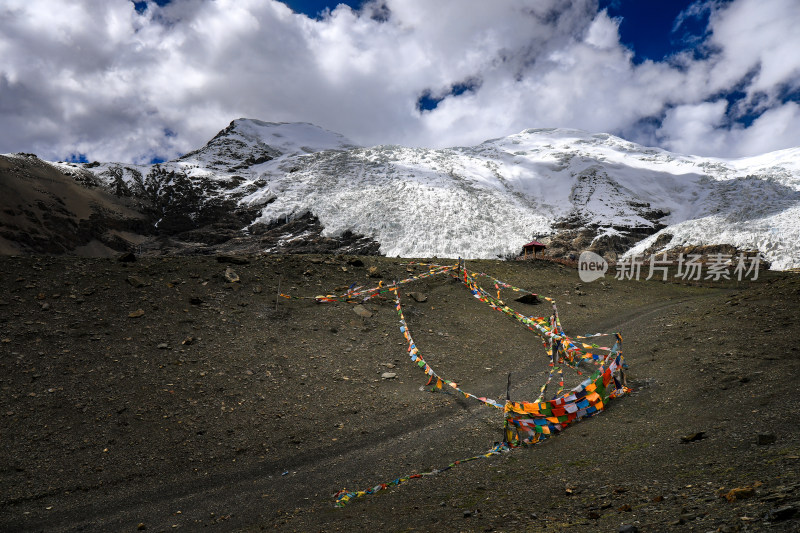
3 118 798 269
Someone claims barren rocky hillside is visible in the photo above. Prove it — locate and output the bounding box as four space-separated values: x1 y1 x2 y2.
1 255 797 531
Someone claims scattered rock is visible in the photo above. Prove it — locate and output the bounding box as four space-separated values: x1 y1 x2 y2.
189 296 204 305
463 510 472 518
252 286 262 294
681 431 705 443
128 309 145 318
40 302 50 311
156 343 170 350
347 258 364 267
367 266 381 278
766 505 796 521
587 510 601 520
757 433 776 445
126 276 146 288
216 255 249 265
407 292 428 303
118 252 136 262
181 337 194 345
352 305 372 318
381 372 396 380
618 526 638 533
724 485 756 502
223 267 240 283
137 523 146 530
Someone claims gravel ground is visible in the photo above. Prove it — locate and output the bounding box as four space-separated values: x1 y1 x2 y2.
0 255 798 532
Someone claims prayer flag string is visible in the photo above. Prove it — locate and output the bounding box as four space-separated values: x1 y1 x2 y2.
278 261 630 507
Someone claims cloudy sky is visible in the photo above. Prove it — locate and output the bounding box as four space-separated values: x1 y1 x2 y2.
1 0 799 163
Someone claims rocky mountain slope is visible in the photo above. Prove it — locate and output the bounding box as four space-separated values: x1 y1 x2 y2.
3 118 799 268
0 153 148 256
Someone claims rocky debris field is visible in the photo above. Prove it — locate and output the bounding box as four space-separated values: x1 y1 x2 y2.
0 255 798 532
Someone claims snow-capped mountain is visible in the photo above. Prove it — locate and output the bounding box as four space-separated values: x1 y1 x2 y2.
232 123 799 269
8 118 798 268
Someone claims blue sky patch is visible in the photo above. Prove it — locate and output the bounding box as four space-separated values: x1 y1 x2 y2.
67 153 89 164
417 78 481 113
282 0 364 19
599 0 712 64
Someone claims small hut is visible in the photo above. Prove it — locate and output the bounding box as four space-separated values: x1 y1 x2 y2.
521 240 546 259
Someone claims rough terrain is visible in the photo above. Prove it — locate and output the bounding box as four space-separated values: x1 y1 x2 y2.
0 255 798 532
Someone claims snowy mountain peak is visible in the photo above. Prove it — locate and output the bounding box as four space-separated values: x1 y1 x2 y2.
225 119 359 155
176 119 358 175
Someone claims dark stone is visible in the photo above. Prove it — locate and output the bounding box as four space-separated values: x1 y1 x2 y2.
680 431 705 443
407 292 428 303
216 255 249 265
515 293 541 305
126 276 146 288
757 433 776 445
766 506 796 521
618 526 638 533
118 252 137 262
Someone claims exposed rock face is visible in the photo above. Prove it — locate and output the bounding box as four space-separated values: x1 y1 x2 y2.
135 212 381 257
541 168 670 262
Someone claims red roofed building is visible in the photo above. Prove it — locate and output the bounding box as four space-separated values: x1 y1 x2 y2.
521 240 546 258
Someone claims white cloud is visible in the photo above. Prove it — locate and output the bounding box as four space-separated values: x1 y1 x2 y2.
659 100 800 158
0 0 798 162
658 100 729 156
